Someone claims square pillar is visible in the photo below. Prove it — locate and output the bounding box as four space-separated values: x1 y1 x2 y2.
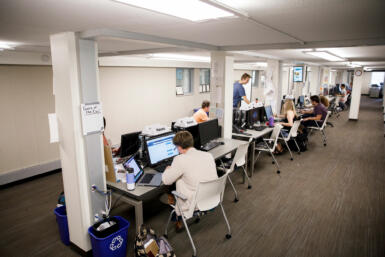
210 52 234 139
349 68 364 120
265 60 282 114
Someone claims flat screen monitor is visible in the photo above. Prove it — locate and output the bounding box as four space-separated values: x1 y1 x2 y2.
246 108 260 126
293 66 304 82
198 119 219 146
323 87 329 96
299 96 305 106
184 124 200 149
123 157 144 182
120 132 141 157
146 133 179 165
264 105 273 121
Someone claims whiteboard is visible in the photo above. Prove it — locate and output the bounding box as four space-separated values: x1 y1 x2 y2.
80 103 104 136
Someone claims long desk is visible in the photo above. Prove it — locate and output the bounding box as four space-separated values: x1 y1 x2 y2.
232 127 273 177
107 137 246 232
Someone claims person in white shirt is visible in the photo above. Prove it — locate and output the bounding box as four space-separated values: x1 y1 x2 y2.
338 84 347 109
162 131 218 231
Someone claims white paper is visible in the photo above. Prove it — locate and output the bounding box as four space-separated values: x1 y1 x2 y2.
216 87 222 104
48 113 59 143
80 103 104 136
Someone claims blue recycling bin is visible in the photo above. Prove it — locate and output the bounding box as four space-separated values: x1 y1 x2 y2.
54 205 70 245
88 216 130 257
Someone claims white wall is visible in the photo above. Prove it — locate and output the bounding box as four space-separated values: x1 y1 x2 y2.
0 66 59 178
100 67 210 145
361 71 372 95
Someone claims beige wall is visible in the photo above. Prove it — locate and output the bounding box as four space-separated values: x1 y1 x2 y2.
96 67 210 145
0 66 59 175
0 65 210 177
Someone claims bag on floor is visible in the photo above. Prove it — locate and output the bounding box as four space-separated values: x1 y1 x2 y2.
135 225 176 257
288 131 308 152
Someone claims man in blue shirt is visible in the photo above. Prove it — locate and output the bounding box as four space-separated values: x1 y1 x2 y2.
233 73 251 108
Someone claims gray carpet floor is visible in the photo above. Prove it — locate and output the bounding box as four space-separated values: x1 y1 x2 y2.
0 96 384 257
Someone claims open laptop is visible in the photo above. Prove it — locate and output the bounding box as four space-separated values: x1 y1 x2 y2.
123 156 162 187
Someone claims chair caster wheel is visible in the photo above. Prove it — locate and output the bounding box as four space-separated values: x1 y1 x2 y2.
272 161 275 164
297 152 301 155
290 158 293 161
226 234 232 239
193 255 197 257
234 198 239 203
195 218 200 224
324 144 327 146
163 234 168 239
277 170 281 174
248 185 252 189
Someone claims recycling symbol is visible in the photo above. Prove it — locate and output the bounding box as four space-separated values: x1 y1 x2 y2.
109 235 123 251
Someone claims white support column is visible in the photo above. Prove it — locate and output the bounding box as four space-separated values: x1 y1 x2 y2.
50 32 106 251
349 68 364 120
309 66 320 95
210 51 234 139
265 59 281 114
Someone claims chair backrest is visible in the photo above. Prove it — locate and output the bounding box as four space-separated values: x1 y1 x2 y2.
320 111 331 130
230 141 250 171
194 175 227 213
289 120 302 138
270 124 283 150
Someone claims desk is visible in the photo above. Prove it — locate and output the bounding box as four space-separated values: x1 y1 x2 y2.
107 137 246 232
232 127 273 177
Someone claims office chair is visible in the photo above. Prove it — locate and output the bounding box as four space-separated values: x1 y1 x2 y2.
217 141 252 202
308 111 331 146
278 120 302 157
255 124 283 174
164 175 231 257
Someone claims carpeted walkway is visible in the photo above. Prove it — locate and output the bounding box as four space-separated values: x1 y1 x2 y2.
0 96 384 257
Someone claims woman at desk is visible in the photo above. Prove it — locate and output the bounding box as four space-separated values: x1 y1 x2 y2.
275 99 298 153
162 131 218 231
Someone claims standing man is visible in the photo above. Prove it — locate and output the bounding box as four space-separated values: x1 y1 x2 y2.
233 73 251 108
193 100 210 123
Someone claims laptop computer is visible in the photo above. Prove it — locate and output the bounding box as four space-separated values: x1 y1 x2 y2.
123 157 162 187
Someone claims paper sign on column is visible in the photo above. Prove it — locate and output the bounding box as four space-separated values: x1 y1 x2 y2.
80 103 104 136
48 113 59 143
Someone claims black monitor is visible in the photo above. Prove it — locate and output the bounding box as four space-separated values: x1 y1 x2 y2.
184 124 201 149
298 95 305 106
233 109 242 127
264 105 273 121
198 119 219 146
120 132 141 157
246 108 260 127
145 133 179 166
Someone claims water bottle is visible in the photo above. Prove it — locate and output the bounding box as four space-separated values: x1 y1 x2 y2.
269 116 275 127
126 168 135 191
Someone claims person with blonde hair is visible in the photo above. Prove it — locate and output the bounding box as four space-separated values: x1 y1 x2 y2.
275 99 298 153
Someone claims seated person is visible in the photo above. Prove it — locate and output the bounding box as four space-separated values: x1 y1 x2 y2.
301 95 328 127
337 84 347 110
162 131 218 231
193 100 210 123
275 99 298 153
320 95 330 108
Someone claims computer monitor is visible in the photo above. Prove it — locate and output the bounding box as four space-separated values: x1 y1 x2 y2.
298 96 305 106
246 108 260 126
323 87 329 96
233 109 242 127
120 132 141 157
184 124 200 149
264 105 273 121
146 133 179 166
123 157 144 182
198 118 219 146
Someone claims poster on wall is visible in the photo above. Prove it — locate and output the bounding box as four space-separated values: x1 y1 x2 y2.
293 66 304 82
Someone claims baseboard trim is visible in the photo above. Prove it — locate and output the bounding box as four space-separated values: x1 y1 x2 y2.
0 160 61 186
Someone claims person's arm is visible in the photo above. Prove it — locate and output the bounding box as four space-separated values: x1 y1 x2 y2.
242 96 251 105
162 158 183 185
301 109 313 114
303 114 322 121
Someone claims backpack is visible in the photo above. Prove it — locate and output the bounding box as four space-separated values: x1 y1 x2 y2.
135 225 176 257
288 130 308 152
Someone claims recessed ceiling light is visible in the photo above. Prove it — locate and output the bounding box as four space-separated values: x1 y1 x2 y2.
304 51 345 62
151 53 210 62
112 0 234 21
0 42 15 50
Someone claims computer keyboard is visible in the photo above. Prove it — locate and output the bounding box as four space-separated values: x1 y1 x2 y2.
153 160 172 173
141 174 154 183
201 141 222 151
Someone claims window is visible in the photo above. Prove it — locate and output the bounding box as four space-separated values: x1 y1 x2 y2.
176 68 193 95
199 69 210 93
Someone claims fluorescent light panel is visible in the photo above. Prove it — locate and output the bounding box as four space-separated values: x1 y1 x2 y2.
151 53 210 62
304 51 345 62
0 42 15 50
113 0 234 21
